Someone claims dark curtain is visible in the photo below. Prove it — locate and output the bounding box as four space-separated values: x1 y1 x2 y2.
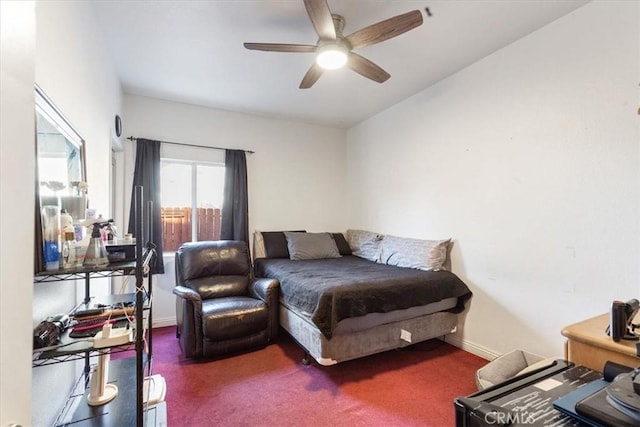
128 138 164 274
221 149 249 244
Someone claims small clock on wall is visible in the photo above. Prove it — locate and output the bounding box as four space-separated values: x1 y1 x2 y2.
115 114 122 137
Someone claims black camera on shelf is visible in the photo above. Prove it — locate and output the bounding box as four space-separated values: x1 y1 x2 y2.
33 313 70 349
609 299 639 342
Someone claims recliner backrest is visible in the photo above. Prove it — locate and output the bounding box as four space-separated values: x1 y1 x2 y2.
175 240 251 299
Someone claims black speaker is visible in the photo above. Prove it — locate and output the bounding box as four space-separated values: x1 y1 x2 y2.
610 300 626 342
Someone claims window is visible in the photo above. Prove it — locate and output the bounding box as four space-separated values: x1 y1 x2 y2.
160 159 225 252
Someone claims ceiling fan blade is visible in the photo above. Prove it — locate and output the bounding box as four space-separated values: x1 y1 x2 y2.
299 63 324 89
345 10 423 50
347 52 390 83
243 43 317 53
303 0 336 40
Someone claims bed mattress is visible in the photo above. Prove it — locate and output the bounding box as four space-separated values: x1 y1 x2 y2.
254 255 472 338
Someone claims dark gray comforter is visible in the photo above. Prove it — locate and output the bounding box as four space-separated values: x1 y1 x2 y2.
254 256 472 338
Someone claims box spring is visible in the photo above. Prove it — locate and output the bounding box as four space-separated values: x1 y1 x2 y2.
279 303 461 366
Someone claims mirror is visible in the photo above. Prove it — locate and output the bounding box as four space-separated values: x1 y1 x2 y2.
35 85 87 272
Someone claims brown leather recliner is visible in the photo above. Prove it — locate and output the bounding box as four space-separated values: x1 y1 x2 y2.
173 240 279 359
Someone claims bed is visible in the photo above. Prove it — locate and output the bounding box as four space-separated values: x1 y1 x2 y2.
253 230 472 366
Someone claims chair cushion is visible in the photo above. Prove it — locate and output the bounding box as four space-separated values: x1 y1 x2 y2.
177 241 251 280
202 297 268 341
186 275 249 299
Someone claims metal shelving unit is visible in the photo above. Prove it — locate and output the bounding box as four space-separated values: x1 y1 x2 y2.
33 186 165 426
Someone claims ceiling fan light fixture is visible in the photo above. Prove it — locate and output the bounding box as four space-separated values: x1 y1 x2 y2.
316 43 348 70
244 3 424 88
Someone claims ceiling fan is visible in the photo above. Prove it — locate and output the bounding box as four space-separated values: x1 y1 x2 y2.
244 0 424 89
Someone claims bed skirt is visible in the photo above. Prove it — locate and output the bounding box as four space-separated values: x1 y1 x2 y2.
279 303 461 366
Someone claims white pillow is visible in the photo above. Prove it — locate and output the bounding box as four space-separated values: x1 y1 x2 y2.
284 232 341 260
346 229 383 262
379 235 451 271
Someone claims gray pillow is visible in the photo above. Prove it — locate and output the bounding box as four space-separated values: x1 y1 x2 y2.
378 235 451 271
284 232 341 260
346 229 383 262
261 230 306 258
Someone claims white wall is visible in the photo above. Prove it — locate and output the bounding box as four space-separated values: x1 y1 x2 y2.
0 2 35 426
346 1 640 359
36 2 123 215
122 94 348 326
29 2 123 426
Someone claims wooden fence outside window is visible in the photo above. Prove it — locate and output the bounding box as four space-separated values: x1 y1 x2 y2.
160 206 222 252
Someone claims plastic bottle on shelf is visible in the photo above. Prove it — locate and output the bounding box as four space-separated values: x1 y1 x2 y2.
41 205 60 271
62 231 77 269
73 222 85 242
60 209 73 233
58 209 74 268
76 227 91 267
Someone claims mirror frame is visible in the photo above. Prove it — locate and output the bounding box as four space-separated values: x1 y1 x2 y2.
34 85 87 273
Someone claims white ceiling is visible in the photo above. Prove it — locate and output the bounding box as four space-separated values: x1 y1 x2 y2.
92 0 588 129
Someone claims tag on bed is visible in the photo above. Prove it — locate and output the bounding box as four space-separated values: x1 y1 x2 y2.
400 329 412 343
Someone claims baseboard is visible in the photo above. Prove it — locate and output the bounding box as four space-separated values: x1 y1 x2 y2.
443 333 500 361
152 316 176 329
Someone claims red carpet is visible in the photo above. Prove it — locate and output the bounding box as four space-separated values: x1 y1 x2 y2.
150 326 487 426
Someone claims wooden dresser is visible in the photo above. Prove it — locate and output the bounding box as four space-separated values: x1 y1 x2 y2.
561 313 639 371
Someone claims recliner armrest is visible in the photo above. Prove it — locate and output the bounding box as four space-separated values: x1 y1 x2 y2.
173 285 202 302
249 278 279 342
249 278 279 303
173 285 204 358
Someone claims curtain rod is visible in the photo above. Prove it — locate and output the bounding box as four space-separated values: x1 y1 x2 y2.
126 136 255 154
